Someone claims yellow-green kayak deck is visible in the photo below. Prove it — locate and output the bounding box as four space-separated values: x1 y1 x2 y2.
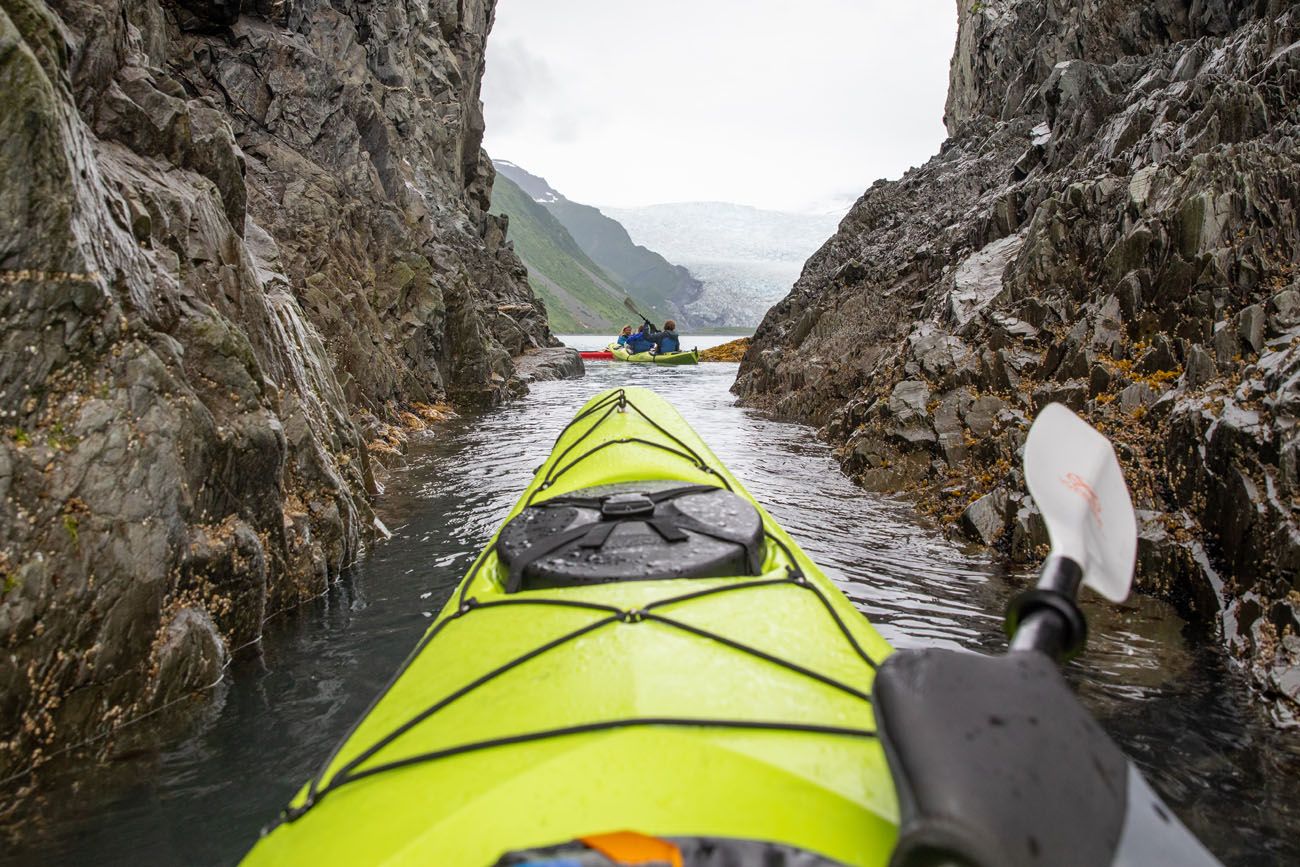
607 342 700 364
242 387 896 866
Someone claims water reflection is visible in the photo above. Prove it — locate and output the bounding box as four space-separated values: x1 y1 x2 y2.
2 357 1297 866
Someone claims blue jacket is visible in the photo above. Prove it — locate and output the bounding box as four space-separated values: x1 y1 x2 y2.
647 329 680 353
616 334 631 346
626 332 655 354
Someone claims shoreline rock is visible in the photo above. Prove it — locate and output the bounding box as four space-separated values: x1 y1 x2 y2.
737 2 1300 723
513 347 586 383
0 0 554 777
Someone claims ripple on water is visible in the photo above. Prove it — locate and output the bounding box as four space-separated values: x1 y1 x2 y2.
2 359 1298 866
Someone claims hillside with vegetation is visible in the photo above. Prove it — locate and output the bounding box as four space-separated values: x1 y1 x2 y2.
489 173 660 332
495 162 704 321
492 161 705 331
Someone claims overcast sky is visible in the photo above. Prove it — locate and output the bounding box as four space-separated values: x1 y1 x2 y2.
482 0 958 214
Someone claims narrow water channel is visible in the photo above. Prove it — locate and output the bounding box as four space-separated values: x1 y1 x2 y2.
4 344 1298 865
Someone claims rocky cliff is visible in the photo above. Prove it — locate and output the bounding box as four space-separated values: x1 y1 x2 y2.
0 0 554 777
737 0 1300 720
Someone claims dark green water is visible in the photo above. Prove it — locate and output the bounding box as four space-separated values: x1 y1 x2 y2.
3 351 1298 865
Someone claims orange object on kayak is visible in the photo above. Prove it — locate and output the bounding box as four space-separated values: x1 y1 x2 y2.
580 831 683 867
580 350 615 360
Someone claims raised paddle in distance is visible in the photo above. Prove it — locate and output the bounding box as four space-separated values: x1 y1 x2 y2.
874 402 1222 867
622 295 654 328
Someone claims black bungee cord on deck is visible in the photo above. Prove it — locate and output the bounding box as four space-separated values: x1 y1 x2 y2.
273 390 884 829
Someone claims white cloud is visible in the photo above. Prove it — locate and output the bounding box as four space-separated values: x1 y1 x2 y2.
482 0 957 212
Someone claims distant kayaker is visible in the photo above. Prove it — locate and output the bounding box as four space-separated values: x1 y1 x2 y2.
615 325 633 346
646 320 680 354
625 324 656 354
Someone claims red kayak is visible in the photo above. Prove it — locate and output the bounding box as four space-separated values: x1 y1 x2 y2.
579 350 614 360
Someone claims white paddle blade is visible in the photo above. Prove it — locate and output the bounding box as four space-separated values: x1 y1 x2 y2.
1024 403 1137 603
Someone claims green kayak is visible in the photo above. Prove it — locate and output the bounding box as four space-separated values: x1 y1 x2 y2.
243 387 895 867
607 342 700 365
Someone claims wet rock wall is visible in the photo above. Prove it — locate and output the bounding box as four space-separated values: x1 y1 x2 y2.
736 0 1300 719
0 0 551 776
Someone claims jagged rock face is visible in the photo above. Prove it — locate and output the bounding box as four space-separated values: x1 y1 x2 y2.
0 0 551 775
737 1 1300 720
944 0 1270 134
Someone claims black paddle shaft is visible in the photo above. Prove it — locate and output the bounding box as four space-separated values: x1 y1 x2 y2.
1005 555 1088 661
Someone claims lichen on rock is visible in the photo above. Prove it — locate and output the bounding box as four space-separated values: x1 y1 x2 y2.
0 0 560 777
700 337 750 362
737 0 1300 721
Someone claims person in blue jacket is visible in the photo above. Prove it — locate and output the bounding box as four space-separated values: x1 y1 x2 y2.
645 319 680 354
615 325 633 346
625 323 656 354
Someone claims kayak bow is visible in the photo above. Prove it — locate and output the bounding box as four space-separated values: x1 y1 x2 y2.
243 392 1225 867
243 387 896 866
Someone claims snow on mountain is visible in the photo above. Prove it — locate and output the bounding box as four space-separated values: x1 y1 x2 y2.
494 160 559 203
603 202 844 327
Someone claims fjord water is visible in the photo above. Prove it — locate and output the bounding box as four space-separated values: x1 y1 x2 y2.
4 346 1298 866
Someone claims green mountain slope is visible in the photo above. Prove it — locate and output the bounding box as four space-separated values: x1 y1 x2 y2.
545 198 702 313
493 160 701 326
489 173 655 333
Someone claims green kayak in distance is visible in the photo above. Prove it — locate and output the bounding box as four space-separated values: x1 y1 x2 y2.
607 342 701 365
242 387 895 867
